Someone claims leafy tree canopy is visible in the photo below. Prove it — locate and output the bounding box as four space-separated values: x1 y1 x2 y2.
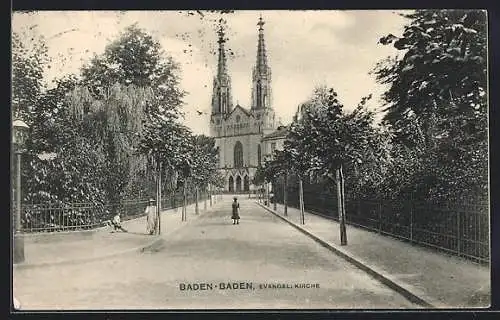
80 24 186 118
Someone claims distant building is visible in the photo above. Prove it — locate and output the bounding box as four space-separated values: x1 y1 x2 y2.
261 125 288 161
209 17 277 193
293 102 313 122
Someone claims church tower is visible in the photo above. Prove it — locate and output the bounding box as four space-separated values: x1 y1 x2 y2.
251 16 275 133
210 25 233 137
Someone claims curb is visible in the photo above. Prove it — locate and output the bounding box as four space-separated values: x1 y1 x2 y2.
14 200 222 270
13 236 163 270
256 201 436 308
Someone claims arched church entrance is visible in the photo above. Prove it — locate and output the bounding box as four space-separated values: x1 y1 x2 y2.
228 176 234 192
244 175 249 192
236 176 242 192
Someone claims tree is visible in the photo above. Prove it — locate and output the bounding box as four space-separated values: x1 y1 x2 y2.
71 23 188 214
190 135 220 213
261 150 290 212
11 31 109 210
11 31 49 122
373 9 488 202
22 77 111 228
285 117 318 225
65 84 154 205
289 87 391 244
138 115 193 225
80 24 185 119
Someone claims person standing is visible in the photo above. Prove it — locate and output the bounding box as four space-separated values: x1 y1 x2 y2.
145 198 157 235
231 197 240 225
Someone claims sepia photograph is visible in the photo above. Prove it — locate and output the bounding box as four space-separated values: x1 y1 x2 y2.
11 9 489 310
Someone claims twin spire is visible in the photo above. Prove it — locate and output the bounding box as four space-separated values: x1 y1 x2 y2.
216 25 228 81
256 16 268 75
217 16 269 78
212 16 271 115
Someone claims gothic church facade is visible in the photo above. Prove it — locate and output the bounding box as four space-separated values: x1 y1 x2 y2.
209 17 277 193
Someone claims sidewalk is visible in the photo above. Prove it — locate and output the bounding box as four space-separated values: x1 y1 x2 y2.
15 197 221 269
258 201 490 309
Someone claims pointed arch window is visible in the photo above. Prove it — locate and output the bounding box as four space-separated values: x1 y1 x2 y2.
217 88 222 113
221 92 226 113
234 141 243 168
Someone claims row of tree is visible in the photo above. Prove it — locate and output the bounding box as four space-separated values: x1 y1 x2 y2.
12 23 224 219
255 10 488 245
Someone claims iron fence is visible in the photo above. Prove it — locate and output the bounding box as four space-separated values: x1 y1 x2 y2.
17 191 210 233
275 184 489 264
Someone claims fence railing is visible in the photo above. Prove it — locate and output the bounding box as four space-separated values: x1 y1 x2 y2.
275 186 489 264
17 191 210 233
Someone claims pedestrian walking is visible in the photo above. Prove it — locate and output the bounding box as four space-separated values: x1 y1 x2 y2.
111 212 128 232
145 198 157 235
231 196 240 225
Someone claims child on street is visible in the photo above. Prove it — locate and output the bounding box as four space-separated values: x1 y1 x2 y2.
111 212 128 232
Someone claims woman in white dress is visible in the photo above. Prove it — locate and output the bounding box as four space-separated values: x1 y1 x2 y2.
145 198 157 235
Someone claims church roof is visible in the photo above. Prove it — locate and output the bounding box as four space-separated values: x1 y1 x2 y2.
225 104 253 119
262 125 288 141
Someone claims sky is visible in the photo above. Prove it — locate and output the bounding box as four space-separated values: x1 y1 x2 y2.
12 10 409 135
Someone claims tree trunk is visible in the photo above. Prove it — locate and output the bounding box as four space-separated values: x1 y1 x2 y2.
156 162 162 235
204 187 207 210
209 184 213 207
195 186 199 215
182 181 187 221
284 172 288 216
266 182 270 207
299 178 305 225
174 191 178 212
272 181 277 211
337 165 347 245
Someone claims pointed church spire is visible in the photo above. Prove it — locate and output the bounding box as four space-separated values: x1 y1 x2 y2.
251 15 272 110
217 25 228 79
211 24 233 115
256 15 268 74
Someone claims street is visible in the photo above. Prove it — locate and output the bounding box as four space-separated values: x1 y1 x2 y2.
13 198 418 309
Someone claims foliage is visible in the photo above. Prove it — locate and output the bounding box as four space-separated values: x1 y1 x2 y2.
16 24 188 207
23 136 107 205
80 24 185 119
373 9 488 201
189 134 220 189
11 31 50 122
137 112 193 194
261 150 289 183
252 165 266 186
66 84 155 203
287 87 390 189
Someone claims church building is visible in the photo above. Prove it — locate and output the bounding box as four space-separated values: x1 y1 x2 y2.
209 17 279 193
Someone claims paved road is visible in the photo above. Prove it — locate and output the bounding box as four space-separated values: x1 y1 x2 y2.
13 198 418 309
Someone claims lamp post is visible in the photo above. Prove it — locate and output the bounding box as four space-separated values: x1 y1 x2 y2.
12 119 29 264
